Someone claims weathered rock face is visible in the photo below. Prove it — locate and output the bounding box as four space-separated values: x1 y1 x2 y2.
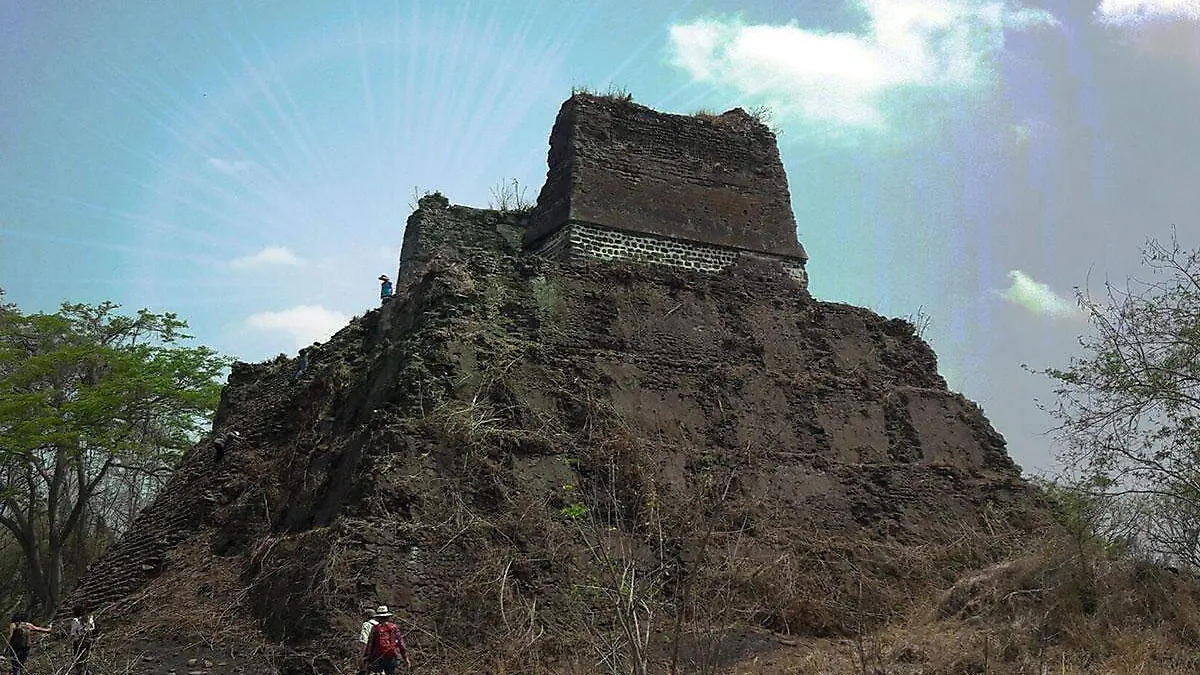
526 94 806 259
66 201 1043 675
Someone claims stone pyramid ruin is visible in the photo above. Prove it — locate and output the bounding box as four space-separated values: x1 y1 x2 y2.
64 94 1044 674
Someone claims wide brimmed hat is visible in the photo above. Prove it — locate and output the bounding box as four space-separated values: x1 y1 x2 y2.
374 605 392 617
378 274 390 281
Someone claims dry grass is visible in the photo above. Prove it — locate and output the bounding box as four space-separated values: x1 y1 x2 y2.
772 532 1200 675
571 84 634 103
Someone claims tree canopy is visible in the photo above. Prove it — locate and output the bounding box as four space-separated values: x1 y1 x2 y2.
0 291 230 614
1043 235 1200 566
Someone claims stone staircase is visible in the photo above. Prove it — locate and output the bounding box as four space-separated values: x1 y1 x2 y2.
59 363 303 618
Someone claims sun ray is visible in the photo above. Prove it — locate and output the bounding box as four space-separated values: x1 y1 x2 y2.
442 1 601 194
3 224 226 268
209 6 328 200
3 273 284 295
155 35 312 197
400 0 423 184
12 110 251 252
436 7 497 181
247 33 331 195
430 3 471 178
603 0 698 90
87 56 216 161
353 0 384 183
79 54 316 243
3 181 260 257
391 0 403 221
202 57 314 189
233 3 328 173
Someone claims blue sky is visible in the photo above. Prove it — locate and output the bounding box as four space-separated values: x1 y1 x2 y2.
2 0 1197 473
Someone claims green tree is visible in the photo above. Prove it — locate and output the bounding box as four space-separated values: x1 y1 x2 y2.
0 292 229 614
1041 234 1200 566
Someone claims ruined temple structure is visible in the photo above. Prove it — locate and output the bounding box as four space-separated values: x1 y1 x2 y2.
401 93 809 286
62 94 1049 675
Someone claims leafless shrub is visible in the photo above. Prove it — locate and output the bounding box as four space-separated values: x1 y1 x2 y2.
604 85 633 102
569 511 661 675
902 305 933 339
408 185 435 211
488 178 533 214
747 104 773 126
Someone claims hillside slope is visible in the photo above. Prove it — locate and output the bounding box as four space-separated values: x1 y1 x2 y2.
67 199 1050 674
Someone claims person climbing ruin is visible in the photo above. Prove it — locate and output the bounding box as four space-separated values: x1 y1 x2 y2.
68 606 96 675
315 414 336 437
378 275 394 303
356 607 380 675
212 430 242 462
363 605 410 675
4 614 50 675
290 347 309 385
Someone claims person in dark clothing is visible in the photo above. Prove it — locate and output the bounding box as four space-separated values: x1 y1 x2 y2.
68 606 96 675
379 275 394 303
290 347 309 385
5 614 50 675
212 430 242 462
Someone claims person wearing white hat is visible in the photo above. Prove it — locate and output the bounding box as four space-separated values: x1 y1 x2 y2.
378 275 394 303
364 605 410 674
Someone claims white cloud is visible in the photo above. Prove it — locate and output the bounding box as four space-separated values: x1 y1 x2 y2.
1096 0 1200 25
998 270 1080 318
230 246 304 269
667 0 1058 130
243 305 350 350
206 157 255 177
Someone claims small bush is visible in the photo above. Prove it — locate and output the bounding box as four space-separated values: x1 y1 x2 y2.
571 84 633 103
747 104 773 125
604 85 633 102
488 178 533 214
530 276 560 316
558 502 589 521
408 185 436 210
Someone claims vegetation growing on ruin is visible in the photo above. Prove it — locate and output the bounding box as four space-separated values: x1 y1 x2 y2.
571 84 634 103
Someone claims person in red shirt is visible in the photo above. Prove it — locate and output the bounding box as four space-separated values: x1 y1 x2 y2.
363 606 410 675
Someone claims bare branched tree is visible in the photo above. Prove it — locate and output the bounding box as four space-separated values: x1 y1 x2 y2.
1039 232 1200 567
488 179 533 214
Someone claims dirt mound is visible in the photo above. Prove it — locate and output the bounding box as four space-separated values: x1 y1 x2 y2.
65 202 1050 674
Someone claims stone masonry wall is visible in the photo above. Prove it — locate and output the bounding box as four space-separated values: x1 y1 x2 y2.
398 193 525 277
526 94 807 260
537 221 808 288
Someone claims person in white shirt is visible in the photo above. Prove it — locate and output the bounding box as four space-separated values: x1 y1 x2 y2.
357 607 380 675
358 609 379 644
68 606 95 675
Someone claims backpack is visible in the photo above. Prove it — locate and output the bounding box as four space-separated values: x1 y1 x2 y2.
368 621 400 660
9 623 29 650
